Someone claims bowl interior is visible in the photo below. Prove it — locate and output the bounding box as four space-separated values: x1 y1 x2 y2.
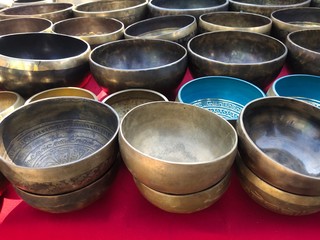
0 92 19 111
272 8 320 27
76 0 144 12
0 18 52 35
0 3 72 15
288 30 320 52
230 0 308 5
150 0 227 9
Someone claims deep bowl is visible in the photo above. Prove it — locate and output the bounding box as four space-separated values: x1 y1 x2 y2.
237 97 320 196
188 31 287 90
0 97 119 195
0 91 25 121
119 101 238 194
0 32 91 98
177 76 265 125
90 39 187 94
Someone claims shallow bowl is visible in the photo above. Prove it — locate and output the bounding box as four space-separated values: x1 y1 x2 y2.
0 17 52 35
0 91 25 121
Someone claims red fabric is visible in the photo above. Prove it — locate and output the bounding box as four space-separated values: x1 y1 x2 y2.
1 66 319 240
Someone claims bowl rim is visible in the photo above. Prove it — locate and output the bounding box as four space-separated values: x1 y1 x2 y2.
229 0 312 8
287 29 320 55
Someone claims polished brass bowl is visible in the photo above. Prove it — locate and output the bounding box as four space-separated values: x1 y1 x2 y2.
90 39 187 94
0 3 73 23
124 14 197 47
237 97 320 196
0 17 52 35
236 158 320 215
199 11 272 35
0 32 90 98
73 0 148 26
134 171 230 214
52 17 124 49
286 29 320 75
229 0 311 17
148 0 229 19
119 101 238 194
188 31 287 90
0 97 119 195
0 91 25 121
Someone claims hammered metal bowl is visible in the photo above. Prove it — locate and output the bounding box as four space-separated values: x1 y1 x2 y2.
0 97 119 195
119 101 238 194
0 17 52 35
188 31 287 90
0 91 25 121
237 97 320 196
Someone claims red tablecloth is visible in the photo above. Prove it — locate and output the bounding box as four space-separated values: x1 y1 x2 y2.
1 66 319 240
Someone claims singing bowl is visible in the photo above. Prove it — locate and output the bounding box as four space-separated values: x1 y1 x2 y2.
124 14 197 47
148 0 229 19
102 89 168 120
90 39 187 94
119 101 238 194
0 97 119 195
0 91 25 121
134 171 231 214
0 32 90 98
286 29 320 75
236 158 320 215
228 0 311 17
73 0 148 26
199 11 272 35
0 3 73 23
52 17 124 49
188 31 287 90
237 97 320 196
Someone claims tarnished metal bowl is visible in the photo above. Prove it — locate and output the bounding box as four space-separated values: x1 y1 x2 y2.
134 171 231 214
0 97 119 195
52 17 124 49
0 17 52 35
119 101 238 194
90 39 187 94
237 97 320 196
0 32 91 98
188 31 287 90
73 0 148 26
0 91 25 121
199 11 272 35
124 14 197 47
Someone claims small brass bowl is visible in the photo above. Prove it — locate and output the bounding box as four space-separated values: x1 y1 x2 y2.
199 11 272 35
237 97 320 196
52 17 124 49
0 91 25 121
119 101 237 194
134 171 231 214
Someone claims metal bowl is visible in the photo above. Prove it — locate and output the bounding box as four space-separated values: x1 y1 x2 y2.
148 0 229 19
229 0 311 17
286 29 320 75
199 11 272 35
134 171 231 214
0 32 91 98
90 39 187 94
0 3 73 23
73 0 148 27
188 31 287 90
124 14 197 47
237 97 320 196
119 101 238 194
0 91 25 121
0 97 119 195
52 17 124 49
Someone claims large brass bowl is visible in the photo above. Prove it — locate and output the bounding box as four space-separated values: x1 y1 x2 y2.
119 101 238 194
237 97 320 196
0 32 90 98
0 17 52 35
0 97 119 195
187 31 287 90
0 91 25 121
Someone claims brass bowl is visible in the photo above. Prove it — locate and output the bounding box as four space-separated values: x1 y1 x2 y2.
0 3 73 23
52 17 124 49
124 14 197 47
237 97 320 196
119 101 238 194
90 39 187 94
236 158 320 215
0 97 119 195
286 29 320 75
134 171 231 214
0 32 90 98
199 11 272 35
102 88 168 121
0 17 52 35
188 31 287 90
148 0 229 19
229 0 311 17
0 91 25 121
73 0 148 27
